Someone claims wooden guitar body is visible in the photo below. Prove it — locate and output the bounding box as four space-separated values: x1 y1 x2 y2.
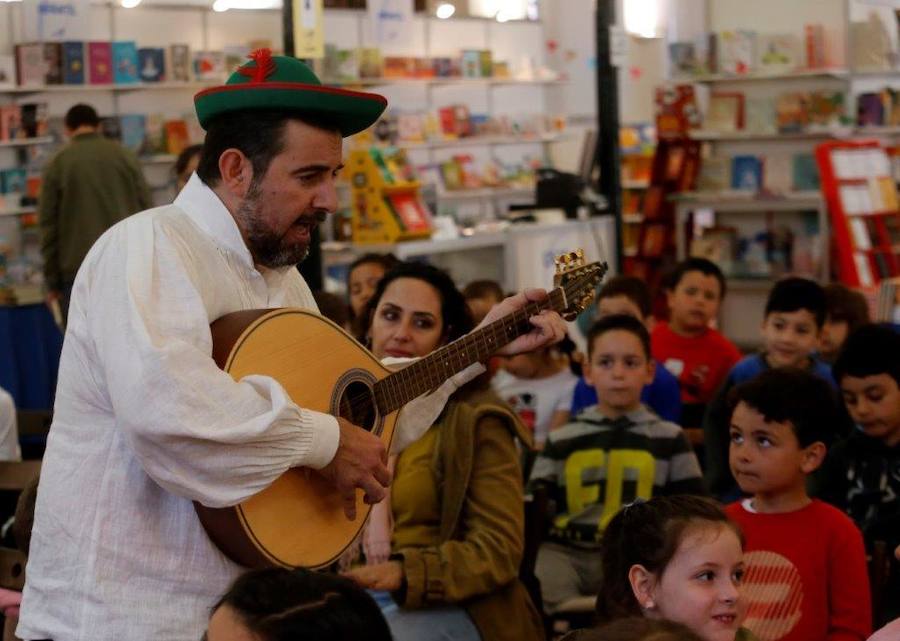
195 308 395 570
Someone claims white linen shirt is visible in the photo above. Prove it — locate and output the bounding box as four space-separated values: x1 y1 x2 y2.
18 174 481 641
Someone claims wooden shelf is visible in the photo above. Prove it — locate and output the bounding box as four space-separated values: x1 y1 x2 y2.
0 137 55 148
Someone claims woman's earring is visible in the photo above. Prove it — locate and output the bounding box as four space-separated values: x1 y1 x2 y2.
644 600 655 610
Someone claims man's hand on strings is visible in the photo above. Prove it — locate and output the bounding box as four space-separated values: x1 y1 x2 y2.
478 289 567 356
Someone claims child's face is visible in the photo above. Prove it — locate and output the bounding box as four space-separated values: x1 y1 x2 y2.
840 373 900 447
204 605 256 641
666 271 722 334
649 523 746 641
466 295 499 325
596 295 645 322
819 317 849 360
760 310 820 368
349 262 387 317
585 330 654 414
729 401 823 498
501 351 544 379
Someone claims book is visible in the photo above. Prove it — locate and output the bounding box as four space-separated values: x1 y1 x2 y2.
808 91 845 128
858 93 886 127
100 116 121 141
119 114 146 154
0 56 14 90
169 44 191 81
88 42 113 84
804 24 826 69
744 97 776 134
397 113 425 142
850 14 892 70
193 51 225 81
15 43 46 87
138 48 165 82
43 43 63 85
432 57 458 78
0 168 26 194
669 42 700 76
732 155 763 191
478 50 493 77
763 155 793 195
461 50 483 78
385 191 431 233
164 119 190 155
112 41 139 84
697 156 731 191
142 113 166 154
718 30 755 75
357 48 383 79
706 92 744 132
19 102 47 138
62 42 85 84
383 56 416 78
776 93 808 133
756 34 799 75
0 106 22 141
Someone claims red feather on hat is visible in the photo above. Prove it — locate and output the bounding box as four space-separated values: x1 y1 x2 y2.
238 48 276 83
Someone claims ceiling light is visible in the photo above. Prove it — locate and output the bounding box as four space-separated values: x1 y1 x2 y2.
120 0 141 7
495 9 511 22
212 0 229 11
435 2 455 19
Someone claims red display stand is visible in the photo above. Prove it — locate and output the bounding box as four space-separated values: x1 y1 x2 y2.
815 139 900 287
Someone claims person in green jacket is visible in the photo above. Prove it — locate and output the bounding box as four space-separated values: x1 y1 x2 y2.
38 103 152 324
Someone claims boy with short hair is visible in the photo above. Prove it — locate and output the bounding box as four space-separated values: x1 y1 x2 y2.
704 277 834 499
814 324 900 624
651 258 742 432
568 275 682 422
725 368 871 641
529 314 704 613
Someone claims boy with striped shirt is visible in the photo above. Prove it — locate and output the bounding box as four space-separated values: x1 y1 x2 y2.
529 314 704 614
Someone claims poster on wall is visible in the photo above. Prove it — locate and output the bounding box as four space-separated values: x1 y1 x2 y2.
23 0 93 42
368 0 414 47
293 0 324 60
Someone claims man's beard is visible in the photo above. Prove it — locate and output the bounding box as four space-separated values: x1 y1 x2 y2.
234 182 326 269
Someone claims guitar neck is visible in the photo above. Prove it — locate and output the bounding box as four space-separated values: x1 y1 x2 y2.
374 287 567 414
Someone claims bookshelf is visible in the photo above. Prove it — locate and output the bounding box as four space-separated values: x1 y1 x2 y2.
0 137 54 149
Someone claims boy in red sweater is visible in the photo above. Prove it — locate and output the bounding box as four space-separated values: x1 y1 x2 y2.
725 368 871 641
651 258 741 436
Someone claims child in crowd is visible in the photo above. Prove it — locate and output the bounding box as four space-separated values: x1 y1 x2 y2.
651 258 742 433
725 368 871 641
595 495 752 641
529 315 704 613
491 345 577 448
564 618 704 641
462 279 505 325
203 567 393 641
820 283 871 364
568 275 682 423
703 277 833 499
346 253 398 336
814 324 900 624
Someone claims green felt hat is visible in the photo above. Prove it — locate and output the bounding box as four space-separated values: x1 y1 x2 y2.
194 49 387 136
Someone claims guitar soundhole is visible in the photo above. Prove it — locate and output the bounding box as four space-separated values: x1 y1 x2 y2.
338 381 378 433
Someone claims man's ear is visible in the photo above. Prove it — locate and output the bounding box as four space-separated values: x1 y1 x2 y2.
628 564 658 613
801 441 827 474
217 148 254 199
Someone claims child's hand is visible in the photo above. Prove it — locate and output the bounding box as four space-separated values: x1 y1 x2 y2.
343 561 404 592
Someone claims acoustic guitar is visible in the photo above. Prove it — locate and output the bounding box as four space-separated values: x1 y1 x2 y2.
196 250 607 569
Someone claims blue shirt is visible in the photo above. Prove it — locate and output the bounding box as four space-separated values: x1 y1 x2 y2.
570 359 682 423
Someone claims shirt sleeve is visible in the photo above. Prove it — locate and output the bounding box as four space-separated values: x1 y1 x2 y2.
83 218 339 509
826 513 872 641
38 159 63 290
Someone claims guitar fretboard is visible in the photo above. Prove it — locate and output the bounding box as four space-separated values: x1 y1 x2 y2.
373 288 566 414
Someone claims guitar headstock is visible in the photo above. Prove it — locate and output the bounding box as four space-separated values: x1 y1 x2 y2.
553 249 608 321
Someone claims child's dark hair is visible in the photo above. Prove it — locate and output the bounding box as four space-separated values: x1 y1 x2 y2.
462 279 504 303
833 323 900 386
565 617 704 641
359 261 474 345
598 275 652 318
596 495 742 623
208 567 392 641
824 283 870 331
728 368 837 448
347 253 400 293
587 314 651 360
764 277 827 328
665 257 727 299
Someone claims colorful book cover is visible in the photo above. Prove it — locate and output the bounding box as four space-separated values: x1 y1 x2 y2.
763 155 793 195
432 57 457 78
669 42 699 76
169 44 191 82
804 24 826 69
15 43 46 87
142 113 166 154
0 106 22 141
414 57 435 78
88 42 113 84
706 92 744 132
744 98 777 134
164 119 190 155
19 102 48 138
193 51 225 81
0 55 15 90
357 48 383 79
461 50 481 78
792 154 820 191
137 48 165 82
808 91 845 128
756 34 799 74
478 50 493 77
697 156 731 192
385 192 431 233
858 93 886 127
383 56 416 78
112 41 139 84
62 42 84 84
119 114 146 153
718 30 756 75
776 93 809 133
731 155 763 191
43 43 63 85
0 168 27 194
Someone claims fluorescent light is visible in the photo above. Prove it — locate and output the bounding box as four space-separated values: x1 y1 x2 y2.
495 9 511 22
624 0 663 39
211 0 279 10
120 0 141 7
435 2 455 19
212 0 229 10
